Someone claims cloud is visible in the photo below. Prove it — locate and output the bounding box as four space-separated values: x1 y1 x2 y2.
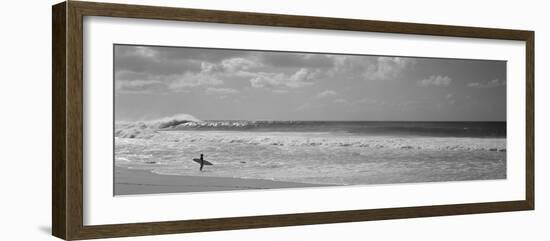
417 75 452 87
364 57 415 80
115 45 421 96
115 46 226 94
167 66 224 90
116 70 224 94
249 74 282 88
205 87 240 95
115 46 202 76
114 46 260 94
198 58 260 74
330 56 415 81
249 68 317 89
221 58 259 72
115 79 165 94
316 90 337 99
467 79 505 88
117 61 229 93
116 47 333 93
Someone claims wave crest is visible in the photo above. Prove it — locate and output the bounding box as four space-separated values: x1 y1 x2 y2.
115 113 201 138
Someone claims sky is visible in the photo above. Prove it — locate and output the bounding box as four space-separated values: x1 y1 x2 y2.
114 44 506 122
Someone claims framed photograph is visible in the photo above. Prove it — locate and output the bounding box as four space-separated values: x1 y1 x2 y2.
52 1 534 240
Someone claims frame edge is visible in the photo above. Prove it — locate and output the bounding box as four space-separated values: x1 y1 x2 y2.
55 1 536 240
525 31 535 210
70 0 533 40
52 1 68 240
66 0 86 240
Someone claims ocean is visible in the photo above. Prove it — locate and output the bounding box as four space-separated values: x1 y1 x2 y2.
114 118 506 187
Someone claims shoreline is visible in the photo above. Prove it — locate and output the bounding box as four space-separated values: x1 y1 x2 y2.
114 166 327 195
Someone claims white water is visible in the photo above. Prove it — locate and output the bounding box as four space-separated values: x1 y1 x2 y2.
115 130 506 185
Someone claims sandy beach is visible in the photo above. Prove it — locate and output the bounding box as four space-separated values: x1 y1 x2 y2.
115 166 325 195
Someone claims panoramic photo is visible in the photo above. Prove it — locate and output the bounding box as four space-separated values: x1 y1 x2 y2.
113 44 507 195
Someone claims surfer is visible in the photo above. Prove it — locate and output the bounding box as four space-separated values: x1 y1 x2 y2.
192 154 212 171
199 153 205 171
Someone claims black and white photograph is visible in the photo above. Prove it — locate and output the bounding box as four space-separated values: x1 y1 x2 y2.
2 0 545 240
114 44 507 195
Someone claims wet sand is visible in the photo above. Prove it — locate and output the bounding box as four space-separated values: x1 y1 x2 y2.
115 166 325 195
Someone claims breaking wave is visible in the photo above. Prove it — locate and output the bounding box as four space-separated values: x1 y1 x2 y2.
114 115 506 143
115 113 201 139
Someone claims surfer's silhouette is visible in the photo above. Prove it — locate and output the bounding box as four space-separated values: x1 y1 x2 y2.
199 153 205 171
192 154 212 171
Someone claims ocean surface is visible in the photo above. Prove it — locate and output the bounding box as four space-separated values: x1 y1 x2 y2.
114 117 506 187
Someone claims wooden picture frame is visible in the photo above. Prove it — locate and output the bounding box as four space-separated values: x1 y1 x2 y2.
52 1 534 240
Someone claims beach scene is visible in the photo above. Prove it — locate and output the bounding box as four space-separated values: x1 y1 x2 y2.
114 45 507 195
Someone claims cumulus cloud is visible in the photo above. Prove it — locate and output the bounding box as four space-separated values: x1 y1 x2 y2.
417 75 452 87
198 58 259 74
364 57 415 80
249 74 283 88
467 79 505 88
115 45 420 96
249 68 318 89
221 57 258 72
117 60 230 93
114 46 261 94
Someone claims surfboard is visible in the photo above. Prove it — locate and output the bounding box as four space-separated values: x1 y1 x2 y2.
192 158 213 165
